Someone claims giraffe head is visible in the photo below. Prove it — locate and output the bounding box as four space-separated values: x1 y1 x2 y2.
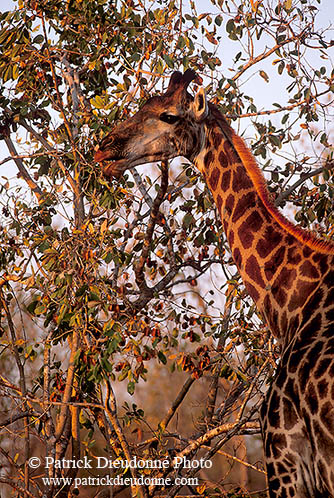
94 69 208 178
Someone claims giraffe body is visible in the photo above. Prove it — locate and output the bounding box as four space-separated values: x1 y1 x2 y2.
95 70 334 497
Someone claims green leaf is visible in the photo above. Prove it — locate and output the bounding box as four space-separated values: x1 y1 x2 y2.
215 15 223 26
323 169 330 181
281 114 289 124
163 53 174 68
118 368 129 382
226 19 235 34
183 213 194 228
3 65 12 82
12 64 19 80
158 351 167 364
57 304 68 323
278 61 285 75
75 284 88 297
269 135 281 147
307 208 316 222
90 95 105 109
259 70 269 83
33 34 44 44
26 300 39 314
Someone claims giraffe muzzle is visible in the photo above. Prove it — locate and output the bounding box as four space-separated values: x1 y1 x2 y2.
101 159 129 179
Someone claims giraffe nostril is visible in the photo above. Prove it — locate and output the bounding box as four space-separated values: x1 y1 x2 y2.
103 134 114 145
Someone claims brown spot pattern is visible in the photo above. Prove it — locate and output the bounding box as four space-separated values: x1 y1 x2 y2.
303 246 313 258
245 210 264 231
283 397 299 429
211 130 223 148
208 167 220 191
223 140 239 164
305 382 319 415
264 246 286 281
244 280 260 302
228 229 234 247
314 358 332 379
318 379 329 399
225 193 235 215
320 402 334 433
232 166 253 192
204 150 214 169
288 281 318 312
256 225 283 258
268 390 281 429
274 287 287 307
232 192 256 223
300 260 320 279
221 170 231 192
271 434 286 458
246 255 265 288
312 253 329 274
238 222 254 249
287 246 302 265
216 194 223 213
233 247 242 267
218 150 228 168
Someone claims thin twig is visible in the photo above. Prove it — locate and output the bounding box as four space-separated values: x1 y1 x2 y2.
104 379 148 498
205 292 233 428
235 358 269 424
275 161 334 205
0 478 40 498
172 420 260 463
135 161 169 293
224 32 306 92
0 291 30 495
159 377 195 430
0 411 31 428
209 446 266 475
3 135 43 202
55 329 80 444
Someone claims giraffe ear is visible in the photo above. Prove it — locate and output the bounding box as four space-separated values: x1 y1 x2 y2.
192 88 208 122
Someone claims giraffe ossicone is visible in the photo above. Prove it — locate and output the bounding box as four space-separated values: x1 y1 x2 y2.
95 69 334 498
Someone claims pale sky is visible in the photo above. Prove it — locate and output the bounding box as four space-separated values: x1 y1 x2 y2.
1 0 333 173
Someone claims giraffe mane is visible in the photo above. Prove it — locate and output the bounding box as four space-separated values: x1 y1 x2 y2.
207 104 334 254
230 129 334 255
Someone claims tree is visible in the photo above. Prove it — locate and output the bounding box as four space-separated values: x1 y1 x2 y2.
0 0 333 497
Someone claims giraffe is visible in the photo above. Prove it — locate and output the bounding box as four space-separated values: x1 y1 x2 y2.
94 69 334 498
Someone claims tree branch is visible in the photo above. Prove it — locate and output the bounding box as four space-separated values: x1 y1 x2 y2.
173 419 260 464
104 379 148 498
3 135 43 202
135 161 169 293
159 376 195 431
0 290 30 494
275 161 334 205
0 478 40 498
224 33 301 92
17 117 78 193
55 329 80 445
0 411 31 428
43 331 56 479
204 293 233 429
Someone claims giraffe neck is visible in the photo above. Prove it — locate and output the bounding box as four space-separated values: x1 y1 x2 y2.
193 105 332 347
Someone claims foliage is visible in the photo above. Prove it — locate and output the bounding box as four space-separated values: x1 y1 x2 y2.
0 0 333 497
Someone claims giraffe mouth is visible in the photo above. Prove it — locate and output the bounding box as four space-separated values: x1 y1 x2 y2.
94 145 172 179
102 159 130 179
94 147 123 164
94 147 128 179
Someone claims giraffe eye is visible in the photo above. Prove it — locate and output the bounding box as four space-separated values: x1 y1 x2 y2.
159 113 180 125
